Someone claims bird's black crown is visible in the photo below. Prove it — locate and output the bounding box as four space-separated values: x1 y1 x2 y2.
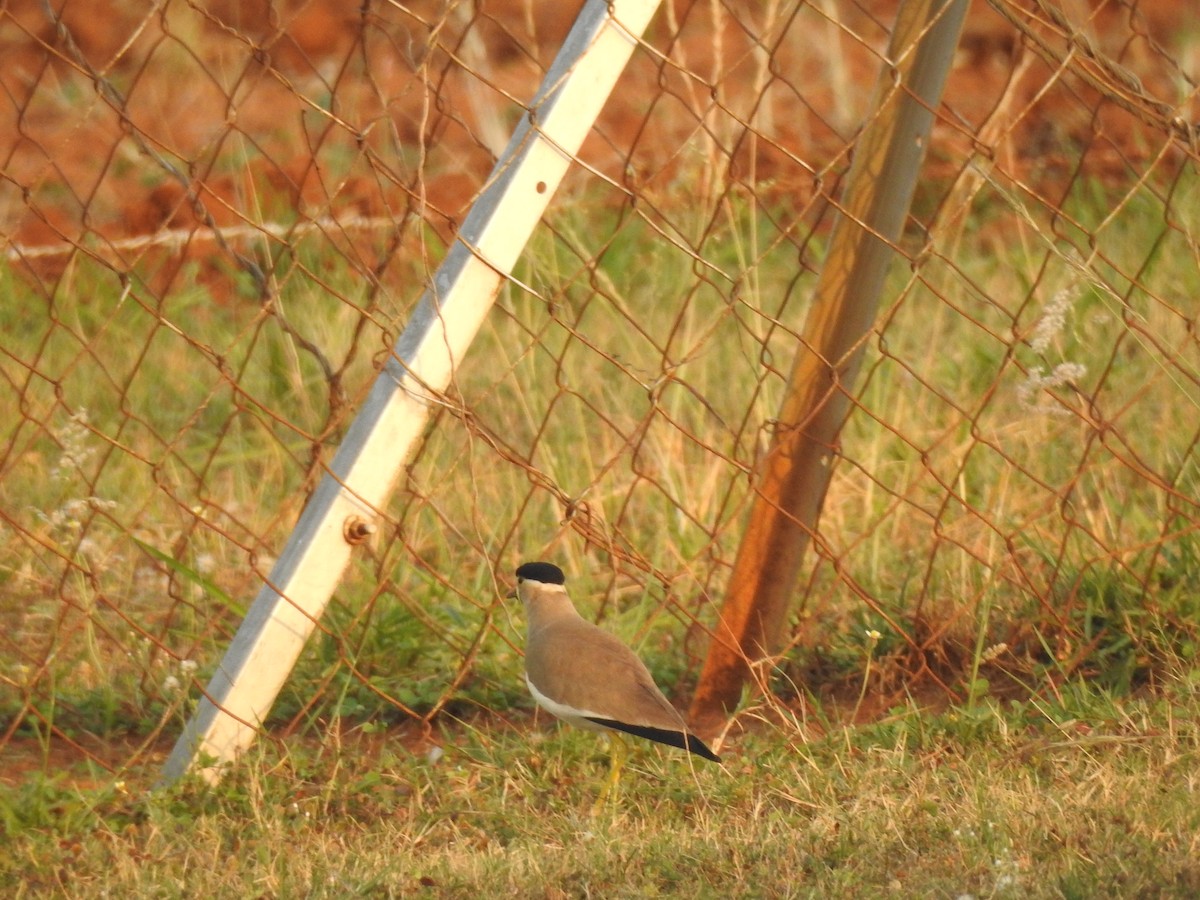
515 561 566 585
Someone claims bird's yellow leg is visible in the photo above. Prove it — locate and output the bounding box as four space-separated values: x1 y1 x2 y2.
591 732 627 814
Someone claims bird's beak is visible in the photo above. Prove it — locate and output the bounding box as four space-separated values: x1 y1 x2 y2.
505 585 518 600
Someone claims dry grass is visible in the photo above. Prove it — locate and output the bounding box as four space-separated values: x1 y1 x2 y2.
6 682 1200 897
3 2 1199 894
2 109 1199 900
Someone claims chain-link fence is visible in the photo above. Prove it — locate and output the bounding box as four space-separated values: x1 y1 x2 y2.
3 0 1198 778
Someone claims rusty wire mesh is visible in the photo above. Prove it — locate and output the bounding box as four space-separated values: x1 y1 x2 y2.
2 0 1198 776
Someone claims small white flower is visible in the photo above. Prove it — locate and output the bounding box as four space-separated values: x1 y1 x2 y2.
1030 283 1080 354
1017 362 1086 416
163 675 181 693
179 659 198 674
981 642 1009 663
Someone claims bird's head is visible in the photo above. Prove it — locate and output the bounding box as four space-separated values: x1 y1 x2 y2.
508 561 566 600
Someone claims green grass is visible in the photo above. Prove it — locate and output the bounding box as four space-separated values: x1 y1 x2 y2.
5 681 1200 897
4 1 1200 892
3 136 1200 895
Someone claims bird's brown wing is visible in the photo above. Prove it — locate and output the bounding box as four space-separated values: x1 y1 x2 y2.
526 617 685 731
526 616 721 762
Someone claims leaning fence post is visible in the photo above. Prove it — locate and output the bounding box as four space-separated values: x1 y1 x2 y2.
690 0 970 730
160 0 664 786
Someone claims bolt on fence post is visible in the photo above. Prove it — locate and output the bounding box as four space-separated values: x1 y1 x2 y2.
159 0 664 786
689 0 971 731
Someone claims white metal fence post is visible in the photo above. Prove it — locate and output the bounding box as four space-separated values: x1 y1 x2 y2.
160 0 664 786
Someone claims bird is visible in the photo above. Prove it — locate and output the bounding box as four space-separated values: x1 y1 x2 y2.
510 561 719 803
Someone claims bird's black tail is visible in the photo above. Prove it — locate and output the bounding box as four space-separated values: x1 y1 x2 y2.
586 717 721 762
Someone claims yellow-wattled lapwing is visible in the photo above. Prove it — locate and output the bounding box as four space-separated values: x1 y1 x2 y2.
510 561 719 806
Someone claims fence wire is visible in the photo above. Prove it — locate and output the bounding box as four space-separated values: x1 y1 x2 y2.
2 0 1198 775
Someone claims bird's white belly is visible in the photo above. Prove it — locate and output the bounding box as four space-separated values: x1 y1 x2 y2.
526 673 607 731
